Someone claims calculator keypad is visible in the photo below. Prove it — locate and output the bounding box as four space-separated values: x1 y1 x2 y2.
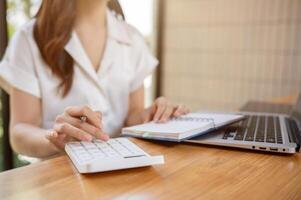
68 138 147 164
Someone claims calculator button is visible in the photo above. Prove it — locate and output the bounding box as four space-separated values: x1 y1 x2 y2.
81 142 97 149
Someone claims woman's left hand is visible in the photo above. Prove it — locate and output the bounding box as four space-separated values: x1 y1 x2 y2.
141 97 190 123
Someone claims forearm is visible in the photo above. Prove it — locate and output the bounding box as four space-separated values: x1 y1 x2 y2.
10 123 60 158
125 110 144 127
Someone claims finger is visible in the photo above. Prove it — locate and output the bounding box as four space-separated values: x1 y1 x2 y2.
153 103 167 122
174 105 191 116
76 116 109 141
159 105 174 123
58 114 108 140
155 97 167 104
55 114 108 141
46 130 66 150
95 111 102 119
173 105 183 117
173 105 187 117
65 106 101 128
46 130 58 140
95 111 103 129
183 106 191 114
54 123 93 142
98 133 109 141
46 130 68 143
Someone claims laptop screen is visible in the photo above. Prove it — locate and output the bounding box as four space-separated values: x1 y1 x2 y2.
291 93 301 125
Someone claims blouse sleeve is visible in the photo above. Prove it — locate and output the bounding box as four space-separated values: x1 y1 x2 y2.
129 27 159 92
0 28 41 98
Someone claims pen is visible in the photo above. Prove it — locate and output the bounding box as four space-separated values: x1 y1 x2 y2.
80 115 87 123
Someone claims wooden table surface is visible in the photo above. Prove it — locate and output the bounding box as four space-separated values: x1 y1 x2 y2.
1 137 301 200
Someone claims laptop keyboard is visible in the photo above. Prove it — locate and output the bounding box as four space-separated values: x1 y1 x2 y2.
223 115 283 144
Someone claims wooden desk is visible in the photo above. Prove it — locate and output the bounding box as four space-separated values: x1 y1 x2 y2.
1 137 301 200
1 100 301 199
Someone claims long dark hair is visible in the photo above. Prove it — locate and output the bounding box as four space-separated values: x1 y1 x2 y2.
33 0 76 97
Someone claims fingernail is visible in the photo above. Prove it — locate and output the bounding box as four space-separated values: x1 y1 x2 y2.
102 134 110 141
105 135 110 141
48 131 57 138
85 135 93 141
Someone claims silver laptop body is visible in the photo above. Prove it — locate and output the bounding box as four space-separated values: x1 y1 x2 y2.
186 94 301 154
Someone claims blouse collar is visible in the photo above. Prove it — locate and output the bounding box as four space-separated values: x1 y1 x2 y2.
64 9 131 94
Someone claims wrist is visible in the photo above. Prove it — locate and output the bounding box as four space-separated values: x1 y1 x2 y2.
47 140 61 154
126 109 146 126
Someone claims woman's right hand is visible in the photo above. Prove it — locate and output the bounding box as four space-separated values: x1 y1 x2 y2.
46 106 109 151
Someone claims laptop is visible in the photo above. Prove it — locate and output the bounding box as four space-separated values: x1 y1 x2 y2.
186 93 301 154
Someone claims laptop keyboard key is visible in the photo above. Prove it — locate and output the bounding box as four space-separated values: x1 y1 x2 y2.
222 129 232 140
222 133 229 140
266 138 276 143
255 116 265 142
266 117 276 143
275 117 283 144
244 116 257 141
234 119 248 141
255 138 264 142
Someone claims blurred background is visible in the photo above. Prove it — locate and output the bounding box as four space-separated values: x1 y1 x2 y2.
161 0 301 111
0 0 300 171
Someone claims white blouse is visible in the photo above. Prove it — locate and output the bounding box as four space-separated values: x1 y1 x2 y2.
0 10 158 137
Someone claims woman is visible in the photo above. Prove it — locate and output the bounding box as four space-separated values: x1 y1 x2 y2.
0 0 189 158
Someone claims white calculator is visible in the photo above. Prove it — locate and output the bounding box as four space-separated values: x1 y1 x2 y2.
65 137 164 173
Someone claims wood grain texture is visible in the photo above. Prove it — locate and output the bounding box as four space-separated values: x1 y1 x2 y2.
1 138 301 200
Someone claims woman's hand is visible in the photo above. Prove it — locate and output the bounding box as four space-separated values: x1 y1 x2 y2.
46 106 109 150
142 97 190 123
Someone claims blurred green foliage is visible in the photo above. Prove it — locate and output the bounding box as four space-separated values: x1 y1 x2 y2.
0 0 38 172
